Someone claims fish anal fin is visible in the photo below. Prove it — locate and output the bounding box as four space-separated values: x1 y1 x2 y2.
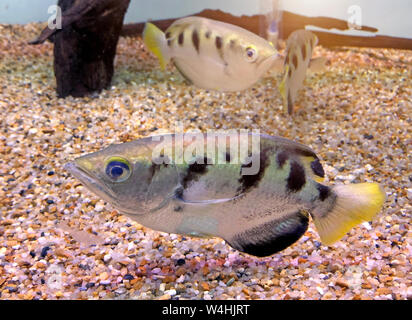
228 210 309 257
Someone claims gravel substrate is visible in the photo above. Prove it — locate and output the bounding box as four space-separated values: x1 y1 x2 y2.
0 23 411 300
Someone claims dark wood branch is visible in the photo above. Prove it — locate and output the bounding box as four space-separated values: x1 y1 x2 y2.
29 0 98 45
31 0 131 98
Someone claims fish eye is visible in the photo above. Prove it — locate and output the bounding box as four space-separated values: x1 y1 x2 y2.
245 46 258 62
105 157 131 182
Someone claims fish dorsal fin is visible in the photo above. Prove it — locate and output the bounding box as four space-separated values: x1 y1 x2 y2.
226 210 309 257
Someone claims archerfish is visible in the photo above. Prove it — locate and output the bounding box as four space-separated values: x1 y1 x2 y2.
65 133 385 257
278 29 326 115
143 16 278 91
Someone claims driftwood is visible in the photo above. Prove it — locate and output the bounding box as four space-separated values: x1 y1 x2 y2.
31 0 130 98
121 9 412 51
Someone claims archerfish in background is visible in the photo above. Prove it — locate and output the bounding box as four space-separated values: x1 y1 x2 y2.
143 16 278 91
278 29 326 115
65 133 385 257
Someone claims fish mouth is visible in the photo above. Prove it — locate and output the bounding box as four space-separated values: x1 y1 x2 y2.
64 161 118 206
266 53 281 68
64 161 146 216
257 53 280 75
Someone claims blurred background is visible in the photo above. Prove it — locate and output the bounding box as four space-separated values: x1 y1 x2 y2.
0 0 411 39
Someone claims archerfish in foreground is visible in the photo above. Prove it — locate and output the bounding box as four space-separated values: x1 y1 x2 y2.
143 16 278 91
278 29 326 115
65 133 385 257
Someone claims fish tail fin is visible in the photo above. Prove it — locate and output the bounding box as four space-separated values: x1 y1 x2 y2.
312 183 385 246
143 22 170 70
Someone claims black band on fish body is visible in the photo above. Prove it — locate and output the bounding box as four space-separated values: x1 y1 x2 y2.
225 152 232 163
215 36 223 50
292 54 298 69
287 161 306 192
287 92 293 115
192 29 200 53
237 147 272 195
276 151 289 168
284 53 290 66
181 157 212 189
301 44 307 61
178 32 184 46
316 183 331 201
310 158 325 178
228 210 309 257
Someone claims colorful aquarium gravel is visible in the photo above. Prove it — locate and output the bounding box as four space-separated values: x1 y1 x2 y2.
0 23 411 300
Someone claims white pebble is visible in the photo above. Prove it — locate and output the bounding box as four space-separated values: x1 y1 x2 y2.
95 202 105 212
28 128 38 135
406 287 412 299
353 168 366 175
127 242 135 251
406 188 412 201
362 222 372 230
165 289 176 296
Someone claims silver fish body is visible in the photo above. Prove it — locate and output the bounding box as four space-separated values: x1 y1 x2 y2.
66 133 384 257
143 17 279 91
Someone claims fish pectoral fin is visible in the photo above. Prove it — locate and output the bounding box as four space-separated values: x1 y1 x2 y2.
226 210 309 257
308 57 327 73
174 194 241 206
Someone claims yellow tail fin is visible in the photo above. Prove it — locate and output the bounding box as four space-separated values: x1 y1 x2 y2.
313 183 385 245
143 22 169 70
